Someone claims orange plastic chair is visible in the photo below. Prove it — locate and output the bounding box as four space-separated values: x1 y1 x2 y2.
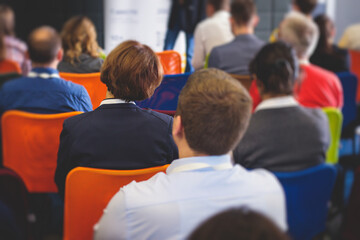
0 59 21 74
59 72 107 109
63 165 169 240
2 110 82 193
157 50 182 75
350 51 360 102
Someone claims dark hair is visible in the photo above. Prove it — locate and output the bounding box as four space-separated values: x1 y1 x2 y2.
188 207 289 240
0 22 5 61
0 5 14 36
101 40 163 101
250 41 298 95
207 0 229 11
231 0 256 25
293 0 318 15
177 68 252 155
313 14 333 54
27 26 61 64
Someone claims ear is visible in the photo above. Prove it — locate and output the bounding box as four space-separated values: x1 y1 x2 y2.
252 14 260 27
57 48 64 61
172 115 184 140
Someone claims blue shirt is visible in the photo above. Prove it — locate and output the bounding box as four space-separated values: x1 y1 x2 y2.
94 154 287 240
0 67 92 114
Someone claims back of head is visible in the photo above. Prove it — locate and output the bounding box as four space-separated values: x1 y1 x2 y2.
27 26 61 64
207 0 230 12
0 4 14 36
61 15 100 63
250 41 298 96
231 0 256 26
314 14 334 53
279 12 319 59
188 207 289 240
101 40 163 101
176 68 252 155
293 0 318 15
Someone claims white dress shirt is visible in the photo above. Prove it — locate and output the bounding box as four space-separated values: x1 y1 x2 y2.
94 154 287 240
192 11 234 70
255 96 299 112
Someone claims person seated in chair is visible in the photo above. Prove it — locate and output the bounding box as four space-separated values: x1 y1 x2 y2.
93 68 287 239
233 41 330 172
55 40 178 198
0 26 92 115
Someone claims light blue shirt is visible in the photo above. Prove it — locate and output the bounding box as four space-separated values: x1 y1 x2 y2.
94 155 287 240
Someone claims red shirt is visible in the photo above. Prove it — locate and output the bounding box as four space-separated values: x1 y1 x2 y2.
249 64 343 111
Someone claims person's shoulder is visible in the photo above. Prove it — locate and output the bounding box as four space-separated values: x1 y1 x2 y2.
305 64 338 79
59 77 88 94
62 110 92 129
4 36 27 52
1 75 27 90
139 108 173 126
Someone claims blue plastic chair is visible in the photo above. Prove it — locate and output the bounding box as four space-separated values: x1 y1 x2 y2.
273 164 337 240
336 72 357 129
136 73 191 111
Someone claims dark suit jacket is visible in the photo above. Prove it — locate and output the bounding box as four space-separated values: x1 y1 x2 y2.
55 103 178 197
168 0 206 34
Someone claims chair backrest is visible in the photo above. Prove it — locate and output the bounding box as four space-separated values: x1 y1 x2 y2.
229 74 253 91
136 73 191 111
336 72 358 129
322 107 343 164
349 50 360 101
0 59 21 74
0 168 29 239
273 164 337 240
63 165 169 240
59 72 106 109
156 50 182 75
2 110 82 193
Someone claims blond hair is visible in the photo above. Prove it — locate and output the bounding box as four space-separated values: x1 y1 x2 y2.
61 16 100 64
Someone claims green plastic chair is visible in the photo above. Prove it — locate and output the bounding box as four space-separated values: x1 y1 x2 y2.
323 107 343 164
204 53 210 69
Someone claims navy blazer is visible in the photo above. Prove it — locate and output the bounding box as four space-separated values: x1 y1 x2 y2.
55 103 178 197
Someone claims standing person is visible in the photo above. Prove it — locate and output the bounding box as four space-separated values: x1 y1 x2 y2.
192 0 233 70
94 68 287 240
0 5 31 75
58 16 104 73
208 0 264 75
310 14 350 73
164 0 207 72
55 40 178 198
0 26 92 115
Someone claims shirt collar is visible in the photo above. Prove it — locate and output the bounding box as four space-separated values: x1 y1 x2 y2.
166 154 233 174
28 67 60 79
100 99 136 106
299 59 310 65
255 96 299 112
212 10 230 19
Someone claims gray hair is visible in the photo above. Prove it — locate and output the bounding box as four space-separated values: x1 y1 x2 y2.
278 11 319 59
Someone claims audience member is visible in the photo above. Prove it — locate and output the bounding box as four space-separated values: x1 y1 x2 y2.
164 0 207 72
192 0 233 70
279 12 343 109
58 16 104 73
93 68 287 240
233 41 329 172
188 207 289 240
269 0 318 42
208 0 263 75
338 23 360 51
55 40 178 198
0 26 92 115
0 4 31 75
310 14 350 73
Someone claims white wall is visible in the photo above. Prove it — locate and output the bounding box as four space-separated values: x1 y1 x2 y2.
333 0 360 42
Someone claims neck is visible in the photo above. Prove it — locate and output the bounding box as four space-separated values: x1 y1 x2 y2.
177 142 208 159
261 93 290 101
233 25 253 35
32 61 58 70
106 91 115 99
